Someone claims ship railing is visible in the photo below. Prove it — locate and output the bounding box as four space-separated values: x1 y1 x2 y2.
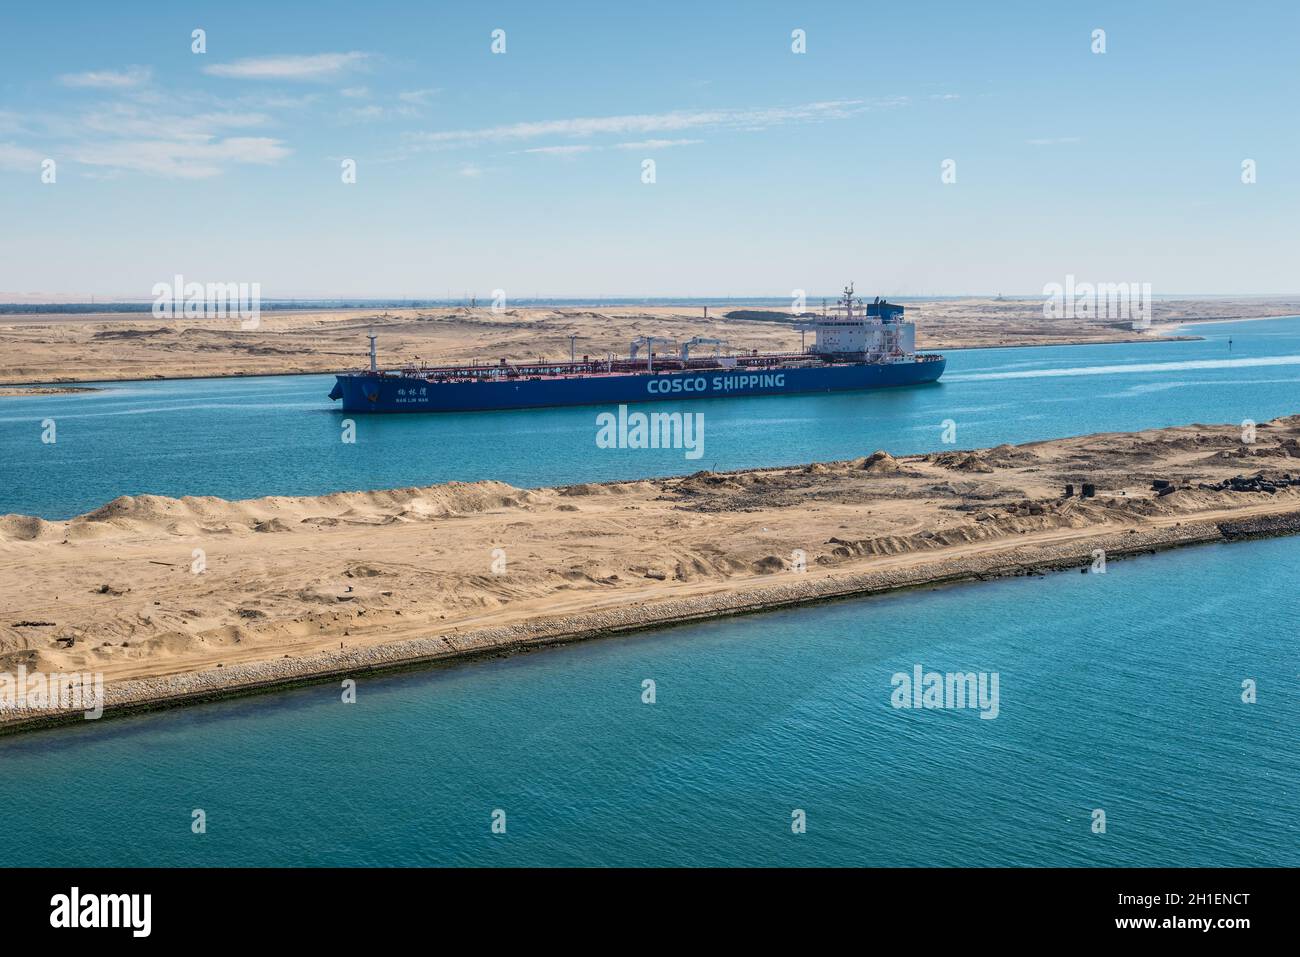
358 348 940 380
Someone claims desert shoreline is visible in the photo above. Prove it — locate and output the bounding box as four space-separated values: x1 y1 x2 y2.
0 332 1210 390
1 297 1295 388
3 506 1298 736
6 413 1300 736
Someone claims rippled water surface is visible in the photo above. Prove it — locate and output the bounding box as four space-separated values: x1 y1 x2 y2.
3 317 1298 518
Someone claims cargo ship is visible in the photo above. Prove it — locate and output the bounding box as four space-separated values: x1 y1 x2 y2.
329 285 945 413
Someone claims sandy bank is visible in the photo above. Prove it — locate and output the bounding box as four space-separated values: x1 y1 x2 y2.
1 297 1296 386
4 416 1300 731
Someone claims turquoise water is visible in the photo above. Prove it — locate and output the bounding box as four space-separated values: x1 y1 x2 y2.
4 317 1300 519
2 316 1297 866
1 536 1295 867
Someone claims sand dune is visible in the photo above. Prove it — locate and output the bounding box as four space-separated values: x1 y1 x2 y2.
1 482 536 542
3 415 1300 730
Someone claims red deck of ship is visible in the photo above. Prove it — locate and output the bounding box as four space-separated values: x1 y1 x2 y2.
364 352 943 384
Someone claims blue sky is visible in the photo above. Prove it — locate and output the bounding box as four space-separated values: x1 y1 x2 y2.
0 0 1296 298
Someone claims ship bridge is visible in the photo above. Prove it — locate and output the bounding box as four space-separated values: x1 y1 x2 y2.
795 284 915 359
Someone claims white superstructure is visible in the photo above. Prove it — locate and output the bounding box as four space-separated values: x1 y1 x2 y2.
796 284 916 360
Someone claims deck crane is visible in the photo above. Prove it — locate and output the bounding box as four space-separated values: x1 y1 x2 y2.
629 335 675 372
680 336 729 362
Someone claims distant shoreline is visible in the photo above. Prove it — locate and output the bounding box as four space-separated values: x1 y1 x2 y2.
4 294 1299 312
0 331 1212 390
0 300 1293 387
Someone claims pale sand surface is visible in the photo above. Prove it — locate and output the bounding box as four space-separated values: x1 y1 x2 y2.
2 297 1298 386
3 415 1300 727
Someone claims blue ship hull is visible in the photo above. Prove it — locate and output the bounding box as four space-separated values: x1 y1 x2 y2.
329 358 946 413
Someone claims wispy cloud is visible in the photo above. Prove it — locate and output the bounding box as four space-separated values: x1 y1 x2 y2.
342 104 389 121
204 52 370 81
6 66 315 179
0 142 45 171
231 92 322 111
340 103 421 123
613 138 701 150
518 144 593 155
5 97 292 179
340 87 371 99
59 66 152 89
406 99 894 152
1026 136 1082 146
0 111 28 136
398 88 440 105
513 139 699 157
458 164 483 178
73 136 290 179
78 103 273 139
338 88 439 123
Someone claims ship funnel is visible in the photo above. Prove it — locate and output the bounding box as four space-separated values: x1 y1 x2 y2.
367 329 378 372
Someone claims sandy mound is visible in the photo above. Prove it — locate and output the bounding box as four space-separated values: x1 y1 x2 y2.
252 518 292 533
0 514 63 542
559 482 621 497
20 480 535 541
861 450 900 474
983 443 1040 467
930 451 995 473
820 506 1093 561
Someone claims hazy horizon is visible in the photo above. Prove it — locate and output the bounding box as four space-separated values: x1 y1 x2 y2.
5 291 1300 307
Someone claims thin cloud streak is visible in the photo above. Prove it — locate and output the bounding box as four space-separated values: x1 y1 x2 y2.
406 99 900 151
204 52 370 81
613 138 701 150
72 136 290 179
0 142 45 170
59 67 152 89
519 145 593 155
398 89 440 105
